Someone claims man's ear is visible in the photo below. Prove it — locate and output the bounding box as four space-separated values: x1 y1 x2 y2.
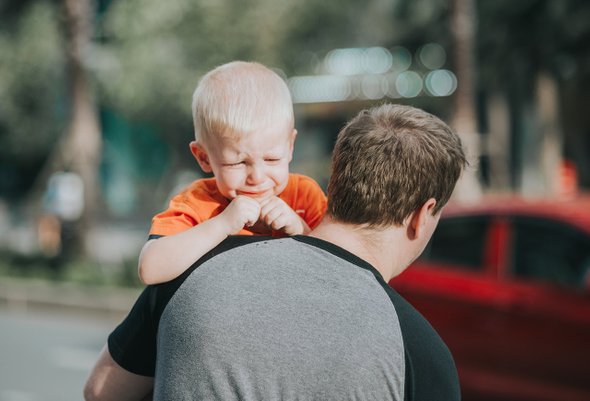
287 129 297 162
189 141 212 173
406 198 437 240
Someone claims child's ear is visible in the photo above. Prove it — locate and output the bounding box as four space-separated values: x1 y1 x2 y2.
288 129 297 162
189 141 212 173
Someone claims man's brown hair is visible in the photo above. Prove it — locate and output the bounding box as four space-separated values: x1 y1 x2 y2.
327 103 467 227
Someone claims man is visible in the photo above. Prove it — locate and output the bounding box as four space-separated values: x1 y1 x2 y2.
84 103 466 401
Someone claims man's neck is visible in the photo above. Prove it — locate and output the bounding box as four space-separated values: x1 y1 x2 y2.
309 216 408 282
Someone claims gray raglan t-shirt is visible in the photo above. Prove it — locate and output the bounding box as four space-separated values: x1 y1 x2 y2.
108 235 460 401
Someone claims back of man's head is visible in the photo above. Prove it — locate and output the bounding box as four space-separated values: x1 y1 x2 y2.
327 103 466 227
191 61 294 145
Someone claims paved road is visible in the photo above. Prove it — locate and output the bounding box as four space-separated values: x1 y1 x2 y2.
0 308 119 401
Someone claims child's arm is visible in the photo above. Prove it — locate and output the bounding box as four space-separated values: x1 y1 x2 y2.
138 196 261 285
259 196 311 236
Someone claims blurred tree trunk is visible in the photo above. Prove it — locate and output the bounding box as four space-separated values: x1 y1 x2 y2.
518 73 563 197
61 0 102 256
34 0 102 258
450 0 482 201
486 92 511 191
536 73 563 196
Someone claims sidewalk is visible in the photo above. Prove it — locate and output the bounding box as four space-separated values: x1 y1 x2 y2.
0 276 141 321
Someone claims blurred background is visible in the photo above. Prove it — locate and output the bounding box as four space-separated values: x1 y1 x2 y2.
0 0 589 400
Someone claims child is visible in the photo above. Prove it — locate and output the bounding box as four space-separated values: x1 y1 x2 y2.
138 61 327 284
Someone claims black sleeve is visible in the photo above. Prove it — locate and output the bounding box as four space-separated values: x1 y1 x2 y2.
108 286 159 376
381 285 461 401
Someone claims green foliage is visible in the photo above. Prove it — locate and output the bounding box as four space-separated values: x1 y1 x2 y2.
390 0 452 47
0 249 143 288
95 0 405 134
0 1 65 198
477 0 590 90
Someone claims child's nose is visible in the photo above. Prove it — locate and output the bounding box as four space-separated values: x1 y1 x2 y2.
247 164 265 184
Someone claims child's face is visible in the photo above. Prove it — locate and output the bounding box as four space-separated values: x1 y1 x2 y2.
191 121 296 201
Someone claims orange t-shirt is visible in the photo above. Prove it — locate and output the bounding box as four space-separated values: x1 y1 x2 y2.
149 173 327 237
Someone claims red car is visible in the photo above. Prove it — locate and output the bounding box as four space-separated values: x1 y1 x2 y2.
390 195 590 401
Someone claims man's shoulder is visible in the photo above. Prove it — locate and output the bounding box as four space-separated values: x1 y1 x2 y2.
194 235 275 268
156 235 409 401
147 236 276 310
215 235 275 252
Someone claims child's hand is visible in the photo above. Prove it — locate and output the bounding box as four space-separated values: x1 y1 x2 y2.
259 196 310 235
220 195 262 235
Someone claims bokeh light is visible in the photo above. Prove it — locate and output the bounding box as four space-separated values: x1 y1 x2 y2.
424 69 457 97
362 47 393 74
360 75 386 100
418 43 447 70
288 75 352 103
395 71 423 98
324 48 365 75
390 46 412 72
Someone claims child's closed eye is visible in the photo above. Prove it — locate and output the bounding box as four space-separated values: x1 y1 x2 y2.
223 161 245 167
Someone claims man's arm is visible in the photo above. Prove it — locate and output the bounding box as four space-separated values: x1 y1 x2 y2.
84 345 154 401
